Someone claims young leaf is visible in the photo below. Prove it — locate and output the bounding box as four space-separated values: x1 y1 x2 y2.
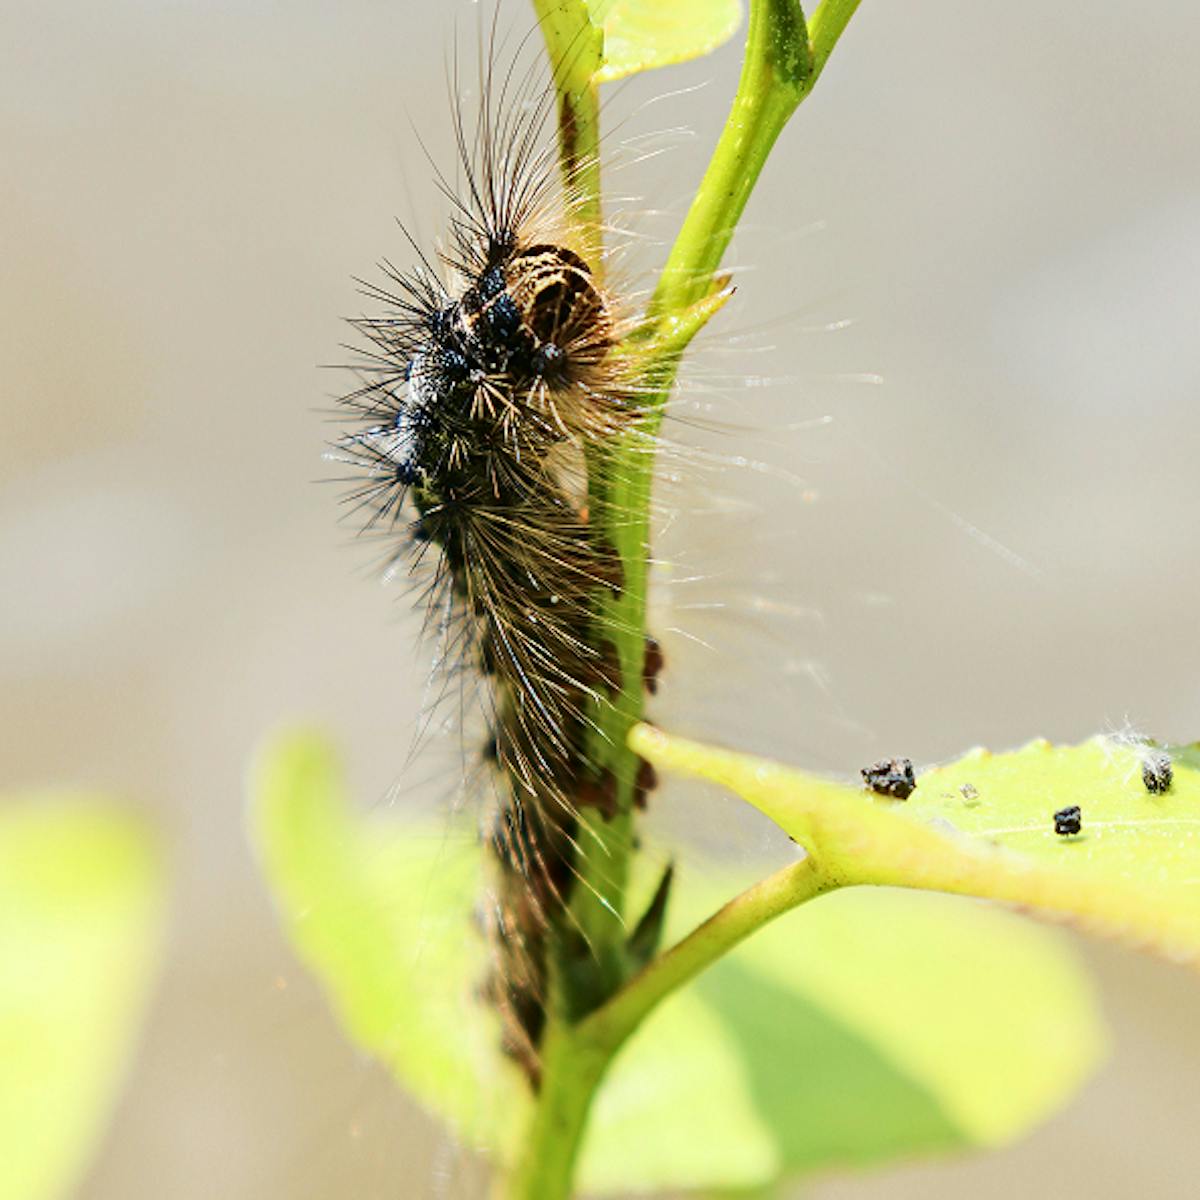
594 0 744 82
0 799 166 1200
631 724 1200 966
251 729 1104 1194
534 0 742 93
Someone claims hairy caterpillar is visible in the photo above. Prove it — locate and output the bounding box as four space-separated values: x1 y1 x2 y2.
333 26 645 1082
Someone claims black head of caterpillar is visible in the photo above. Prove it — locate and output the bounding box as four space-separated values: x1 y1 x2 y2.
334 39 640 1085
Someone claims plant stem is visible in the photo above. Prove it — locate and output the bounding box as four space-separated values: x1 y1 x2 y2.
573 0 821 965
504 857 832 1200
502 1020 611 1200
648 0 813 319
809 0 864 77
533 0 634 984
532 0 605 265
504 2 866 1196
581 855 830 1053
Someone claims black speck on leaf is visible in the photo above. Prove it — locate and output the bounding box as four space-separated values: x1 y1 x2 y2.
1054 805 1082 837
862 757 916 801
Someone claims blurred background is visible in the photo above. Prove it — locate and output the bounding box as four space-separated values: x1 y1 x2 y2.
3 0 1200 1195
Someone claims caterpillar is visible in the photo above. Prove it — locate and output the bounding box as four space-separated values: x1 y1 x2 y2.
333 27 642 1082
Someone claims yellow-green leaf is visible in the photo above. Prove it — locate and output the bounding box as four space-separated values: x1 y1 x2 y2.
535 0 742 89
593 0 744 83
630 724 1200 966
579 882 1102 1192
248 730 528 1155
0 798 166 1200
252 729 1104 1194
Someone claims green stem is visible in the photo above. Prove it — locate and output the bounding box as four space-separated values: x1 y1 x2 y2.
533 0 632 987
581 856 830 1052
505 858 833 1200
502 1020 611 1200
649 0 813 319
572 0 821 964
504 2 865 1196
809 0 864 77
532 0 605 264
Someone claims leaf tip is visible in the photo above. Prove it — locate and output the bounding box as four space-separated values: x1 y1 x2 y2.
246 725 345 854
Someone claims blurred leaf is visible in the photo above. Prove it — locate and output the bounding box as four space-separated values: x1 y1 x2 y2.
579 882 1103 1192
632 724 1200 966
591 0 743 83
249 731 529 1154
0 798 166 1200
252 729 1105 1194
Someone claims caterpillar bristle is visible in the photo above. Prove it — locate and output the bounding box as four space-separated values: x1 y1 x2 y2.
334 19 648 1083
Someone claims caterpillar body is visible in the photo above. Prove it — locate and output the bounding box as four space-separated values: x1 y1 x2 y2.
335 43 639 1081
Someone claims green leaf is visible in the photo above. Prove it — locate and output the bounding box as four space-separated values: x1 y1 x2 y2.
592 0 744 83
535 0 742 90
631 724 1200 967
248 730 529 1155
580 883 1103 1192
252 729 1105 1194
0 798 166 1200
